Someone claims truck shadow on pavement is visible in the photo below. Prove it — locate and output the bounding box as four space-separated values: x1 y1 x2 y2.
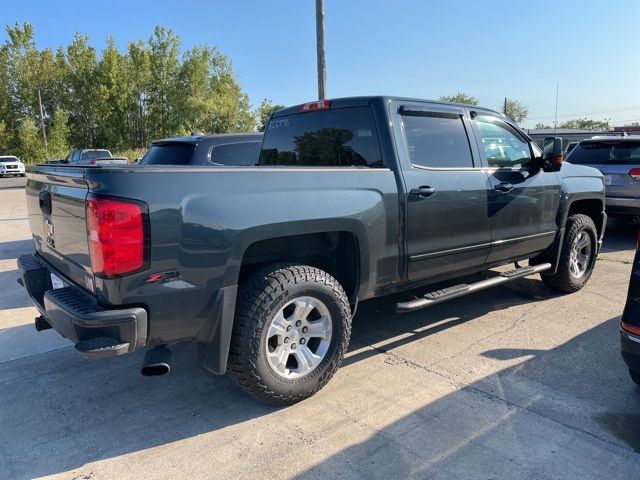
1 276 638 478
0 239 33 261
295 314 640 479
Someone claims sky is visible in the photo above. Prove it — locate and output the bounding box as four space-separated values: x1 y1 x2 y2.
1 0 639 129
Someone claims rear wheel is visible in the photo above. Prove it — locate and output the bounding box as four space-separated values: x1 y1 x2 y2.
227 264 351 406
541 214 598 293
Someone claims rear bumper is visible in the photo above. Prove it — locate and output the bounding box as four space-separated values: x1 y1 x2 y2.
606 196 640 217
621 327 640 373
17 253 148 358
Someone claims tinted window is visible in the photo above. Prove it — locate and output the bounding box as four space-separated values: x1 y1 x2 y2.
568 141 640 165
139 144 195 166
475 116 532 168
80 150 111 160
259 107 382 167
210 142 261 166
401 113 473 168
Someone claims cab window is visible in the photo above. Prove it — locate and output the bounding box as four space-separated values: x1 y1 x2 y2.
475 116 532 168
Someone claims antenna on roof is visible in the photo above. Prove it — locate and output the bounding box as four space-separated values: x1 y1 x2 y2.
183 120 204 136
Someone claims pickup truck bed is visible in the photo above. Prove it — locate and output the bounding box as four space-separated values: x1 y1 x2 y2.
19 96 606 405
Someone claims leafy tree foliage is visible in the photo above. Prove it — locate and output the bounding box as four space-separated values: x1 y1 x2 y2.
0 23 258 162
502 99 528 124
559 118 610 131
438 93 479 106
256 99 285 131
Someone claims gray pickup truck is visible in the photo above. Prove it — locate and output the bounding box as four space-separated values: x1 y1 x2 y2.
18 96 606 405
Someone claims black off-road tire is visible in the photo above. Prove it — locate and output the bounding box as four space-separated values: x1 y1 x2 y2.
227 264 351 406
629 369 640 386
541 214 598 293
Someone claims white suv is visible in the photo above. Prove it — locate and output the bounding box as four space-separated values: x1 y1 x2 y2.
0 156 26 176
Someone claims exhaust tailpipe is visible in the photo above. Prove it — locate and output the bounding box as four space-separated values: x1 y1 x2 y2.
141 346 172 376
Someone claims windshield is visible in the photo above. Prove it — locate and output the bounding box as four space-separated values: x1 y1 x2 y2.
568 140 640 165
139 143 195 165
0 156 19 163
80 150 111 160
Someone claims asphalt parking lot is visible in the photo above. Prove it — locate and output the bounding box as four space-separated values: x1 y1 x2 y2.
1 176 639 479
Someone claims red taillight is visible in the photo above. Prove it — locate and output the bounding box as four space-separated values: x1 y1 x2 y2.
622 321 640 336
300 100 331 112
86 198 145 277
629 168 640 181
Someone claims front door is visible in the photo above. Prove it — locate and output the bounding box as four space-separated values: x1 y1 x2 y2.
471 113 560 264
395 103 493 282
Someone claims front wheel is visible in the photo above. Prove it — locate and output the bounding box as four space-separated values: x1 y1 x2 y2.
541 214 598 293
227 264 352 406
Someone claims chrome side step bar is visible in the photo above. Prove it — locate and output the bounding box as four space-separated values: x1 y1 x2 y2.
396 263 552 313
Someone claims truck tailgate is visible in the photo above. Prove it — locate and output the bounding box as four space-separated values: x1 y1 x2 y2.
26 167 93 290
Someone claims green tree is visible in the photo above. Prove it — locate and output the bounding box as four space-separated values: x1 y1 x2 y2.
560 118 610 131
534 122 552 129
256 99 285 131
439 93 479 105
47 108 70 159
16 116 46 163
65 33 99 146
502 99 528 124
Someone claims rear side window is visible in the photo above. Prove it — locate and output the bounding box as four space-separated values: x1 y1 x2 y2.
210 142 261 166
568 141 640 165
139 144 195 166
401 113 474 168
259 107 383 167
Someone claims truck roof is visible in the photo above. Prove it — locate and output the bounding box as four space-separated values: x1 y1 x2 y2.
271 95 506 119
153 132 263 146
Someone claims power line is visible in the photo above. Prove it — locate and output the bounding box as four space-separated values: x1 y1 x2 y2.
528 105 640 121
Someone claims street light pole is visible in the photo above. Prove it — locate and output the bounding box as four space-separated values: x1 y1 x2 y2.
316 0 327 100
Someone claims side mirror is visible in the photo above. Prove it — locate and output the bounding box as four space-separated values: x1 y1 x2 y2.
133 158 140 164
543 136 563 172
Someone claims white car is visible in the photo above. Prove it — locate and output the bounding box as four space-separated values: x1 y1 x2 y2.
0 156 26 177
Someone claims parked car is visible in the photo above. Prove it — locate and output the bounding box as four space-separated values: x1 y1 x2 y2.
0 155 26 176
620 232 640 385
564 141 579 156
18 96 606 405
137 133 263 166
64 148 128 166
566 136 640 221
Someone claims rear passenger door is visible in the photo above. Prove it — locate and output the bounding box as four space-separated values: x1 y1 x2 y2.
393 102 493 282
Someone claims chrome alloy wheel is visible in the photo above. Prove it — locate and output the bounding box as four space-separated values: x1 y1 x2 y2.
265 296 333 379
569 231 592 278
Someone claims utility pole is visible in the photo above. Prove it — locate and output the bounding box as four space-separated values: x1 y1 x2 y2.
553 83 559 134
37 89 48 153
316 0 327 100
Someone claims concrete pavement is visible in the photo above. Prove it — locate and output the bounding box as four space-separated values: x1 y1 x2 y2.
0 186 639 479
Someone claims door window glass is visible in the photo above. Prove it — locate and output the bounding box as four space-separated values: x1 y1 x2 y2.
475 116 532 168
401 114 474 168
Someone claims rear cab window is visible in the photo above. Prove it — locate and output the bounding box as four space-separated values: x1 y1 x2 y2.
80 150 111 160
568 140 640 165
259 107 383 167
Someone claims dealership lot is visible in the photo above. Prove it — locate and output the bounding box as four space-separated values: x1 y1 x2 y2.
1 179 639 479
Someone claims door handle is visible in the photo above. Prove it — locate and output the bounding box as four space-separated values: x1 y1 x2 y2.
493 182 514 193
409 186 436 198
